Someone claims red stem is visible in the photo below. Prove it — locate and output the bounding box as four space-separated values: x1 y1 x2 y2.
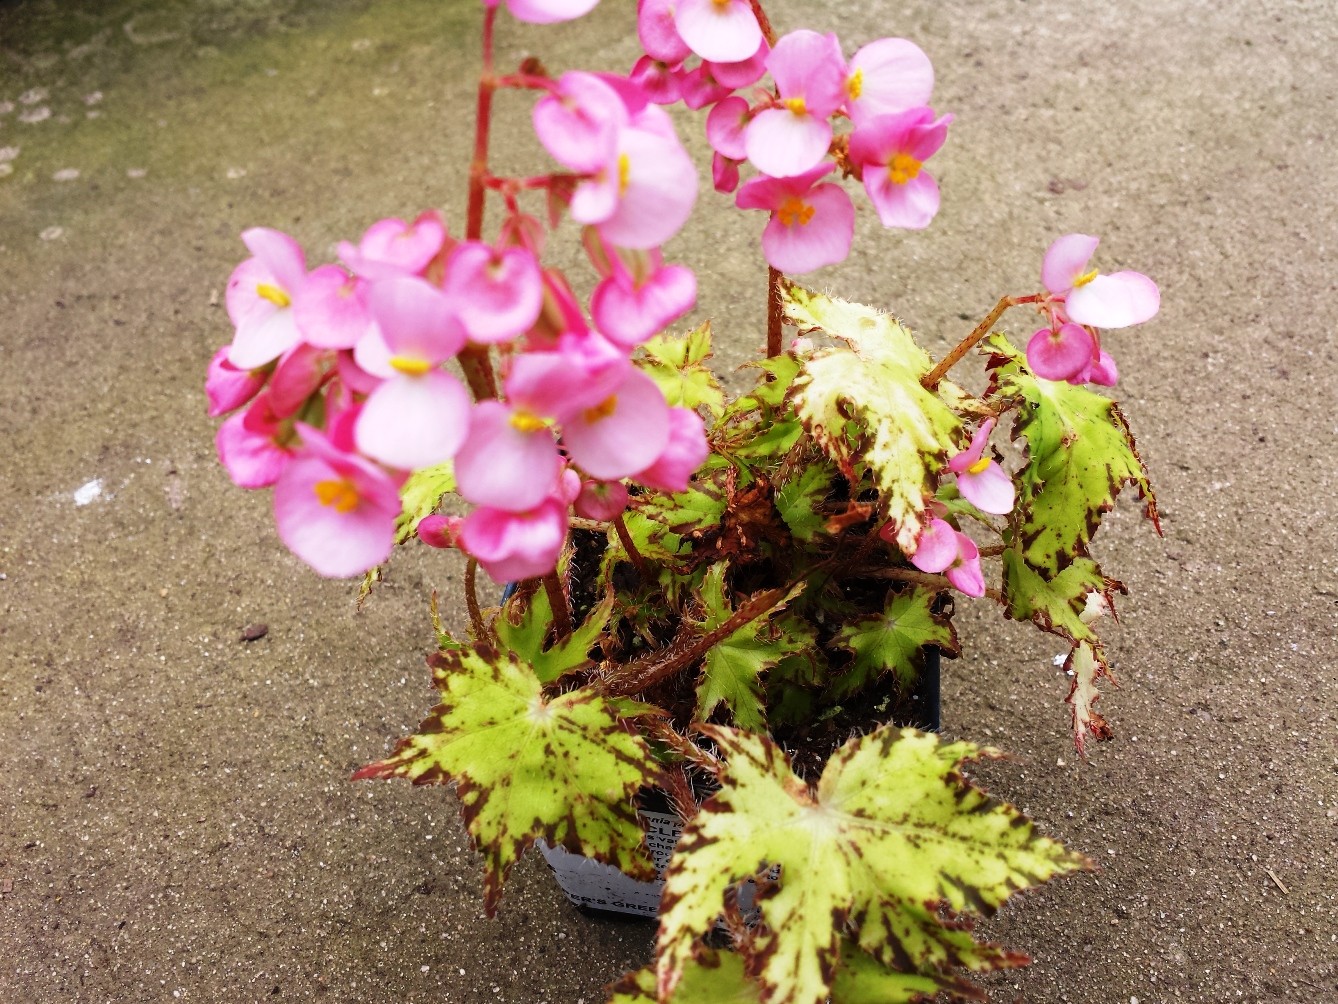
766 266 784 358
459 5 500 401
921 293 1043 390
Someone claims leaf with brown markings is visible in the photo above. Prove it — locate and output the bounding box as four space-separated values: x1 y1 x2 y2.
354 646 661 915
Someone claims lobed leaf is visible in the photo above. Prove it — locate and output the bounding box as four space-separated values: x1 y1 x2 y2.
609 950 760 1004
496 583 615 684
829 586 958 699
656 726 1088 1004
1000 546 1122 645
642 322 725 416
1064 640 1116 757
783 285 967 553
773 460 838 542
353 646 661 914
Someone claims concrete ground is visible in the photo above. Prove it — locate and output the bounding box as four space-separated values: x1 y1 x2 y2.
1 0 1334 1001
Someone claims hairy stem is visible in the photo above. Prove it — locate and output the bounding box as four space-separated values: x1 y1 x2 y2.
465 559 485 639
747 0 778 46
543 571 572 640
612 513 652 582
766 266 785 358
859 565 1002 602
459 4 500 400
921 293 1043 390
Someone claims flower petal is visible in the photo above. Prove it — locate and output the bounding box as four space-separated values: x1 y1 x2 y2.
1065 271 1160 328
909 518 958 573
1026 323 1095 381
957 461 1015 515
454 400 562 511
1041 233 1100 294
674 0 761 63
760 183 854 273
744 107 833 178
354 370 471 471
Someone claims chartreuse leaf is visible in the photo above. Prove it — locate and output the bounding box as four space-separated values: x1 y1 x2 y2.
830 587 958 699
1000 546 1118 644
656 726 1087 1004
829 942 980 1003
693 565 813 730
987 336 1158 571
774 459 838 542
784 285 966 553
359 461 458 600
642 322 725 416
353 646 660 914
610 950 760 1004
496 583 615 684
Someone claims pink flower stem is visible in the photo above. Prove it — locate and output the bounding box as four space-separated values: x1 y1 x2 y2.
766 266 785 358
459 4 502 401
542 571 573 640
746 0 779 46
613 513 652 582
921 292 1044 390
493 73 556 91
465 558 485 639
484 172 581 192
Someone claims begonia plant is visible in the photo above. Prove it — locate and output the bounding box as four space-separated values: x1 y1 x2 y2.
206 0 1162 1000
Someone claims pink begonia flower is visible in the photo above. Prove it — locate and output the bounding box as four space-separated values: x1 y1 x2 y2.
947 418 1015 515
459 496 570 583
848 106 952 229
526 269 590 349
559 466 583 503
738 165 850 275
226 228 308 370
678 64 732 110
638 0 691 63
563 369 671 480
1026 322 1096 382
291 265 372 350
707 39 770 89
205 346 267 417
736 163 855 274
634 406 708 493
444 241 543 344
1081 350 1119 386
268 343 331 418
454 398 563 512
629 56 683 106
574 479 630 521
589 245 697 348
215 395 294 489
745 30 847 178
906 517 986 598
1041 233 1160 329
533 72 628 173
713 152 742 194
336 350 380 396
273 424 401 578
674 0 761 63
339 211 448 281
354 277 471 470
502 0 599 24
570 110 698 249
706 96 751 160
843 38 934 126
416 513 461 549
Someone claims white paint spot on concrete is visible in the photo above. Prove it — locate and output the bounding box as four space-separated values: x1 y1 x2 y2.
19 88 48 105
40 226 64 241
351 38 373 52
225 166 247 179
127 167 147 179
85 109 103 120
19 106 51 124
0 147 18 161
0 164 12 178
83 91 103 106
0 101 13 116
74 479 104 506
52 168 80 181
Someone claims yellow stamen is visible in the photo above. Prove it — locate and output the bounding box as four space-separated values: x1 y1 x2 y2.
617 152 631 196
510 410 549 433
846 68 864 100
777 196 816 228
784 96 807 115
582 396 617 423
887 153 922 185
967 457 992 475
389 356 431 376
313 478 359 514
256 282 291 308
1072 268 1099 288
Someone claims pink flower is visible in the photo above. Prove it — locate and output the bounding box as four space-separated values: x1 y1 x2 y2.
905 517 986 598
215 394 294 489
629 56 683 106
353 277 471 470
453 399 563 512
706 96 750 160
205 346 267 417
458 496 570 583
267 343 331 418
533 72 628 173
291 265 373 350
706 39 770 89
417 514 461 549
848 106 952 229
339 211 448 281
444 241 543 344
1041 233 1160 329
589 245 697 348
674 0 762 63
500 0 599 25
946 418 1015 515
563 369 671 480
633 406 708 493
842 38 934 126
273 424 402 578
637 0 691 63
735 163 855 274
712 152 742 194
574 479 630 521
744 30 847 178
1026 323 1096 382
225 228 308 370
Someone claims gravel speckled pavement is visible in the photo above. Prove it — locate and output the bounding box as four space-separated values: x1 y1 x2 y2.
2 1 1334 1000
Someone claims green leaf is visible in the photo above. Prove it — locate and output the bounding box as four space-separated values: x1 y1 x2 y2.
396 461 457 544
774 460 838 542
829 942 982 1004
987 336 1159 571
830 587 958 698
1000 546 1120 645
722 354 803 418
656 726 1087 1004
496 584 614 684
692 565 811 730
354 646 661 914
642 322 725 416
609 951 760 1004
784 285 967 553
